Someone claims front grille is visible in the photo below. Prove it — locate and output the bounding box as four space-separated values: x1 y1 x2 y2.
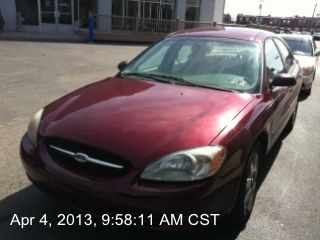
45 138 131 177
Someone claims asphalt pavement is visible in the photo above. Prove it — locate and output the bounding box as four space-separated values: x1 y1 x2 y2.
0 40 319 240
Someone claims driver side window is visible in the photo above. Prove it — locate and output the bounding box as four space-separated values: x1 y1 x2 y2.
265 39 285 82
274 38 294 71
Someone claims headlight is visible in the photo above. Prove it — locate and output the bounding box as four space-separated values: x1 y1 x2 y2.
140 146 226 182
27 108 43 146
302 67 313 76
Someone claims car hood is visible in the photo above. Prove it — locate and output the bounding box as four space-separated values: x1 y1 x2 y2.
294 55 316 68
40 77 254 168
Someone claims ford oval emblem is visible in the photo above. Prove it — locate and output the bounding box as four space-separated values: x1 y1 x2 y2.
74 152 89 163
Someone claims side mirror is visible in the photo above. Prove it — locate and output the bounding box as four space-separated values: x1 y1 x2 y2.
117 61 128 71
271 73 297 87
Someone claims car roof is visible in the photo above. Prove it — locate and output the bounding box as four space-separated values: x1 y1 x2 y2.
167 27 275 44
279 34 313 41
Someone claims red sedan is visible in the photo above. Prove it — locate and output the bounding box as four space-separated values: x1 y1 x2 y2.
21 27 301 226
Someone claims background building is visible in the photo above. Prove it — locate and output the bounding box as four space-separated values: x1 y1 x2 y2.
0 0 225 35
237 14 320 33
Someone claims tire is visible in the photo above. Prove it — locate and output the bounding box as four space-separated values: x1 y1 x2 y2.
313 69 316 81
304 88 311 96
285 103 298 133
228 142 262 226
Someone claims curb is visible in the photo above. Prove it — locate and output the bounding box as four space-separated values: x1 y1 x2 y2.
0 31 86 43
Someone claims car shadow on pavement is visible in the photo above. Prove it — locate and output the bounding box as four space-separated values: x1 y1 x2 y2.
0 185 244 240
257 130 287 190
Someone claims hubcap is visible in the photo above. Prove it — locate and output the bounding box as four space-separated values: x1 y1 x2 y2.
244 152 259 215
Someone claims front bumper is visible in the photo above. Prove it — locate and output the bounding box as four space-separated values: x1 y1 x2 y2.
20 133 239 217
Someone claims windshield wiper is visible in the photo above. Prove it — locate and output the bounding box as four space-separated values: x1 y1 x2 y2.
120 72 175 84
122 72 201 88
153 74 238 92
137 73 207 88
121 72 237 92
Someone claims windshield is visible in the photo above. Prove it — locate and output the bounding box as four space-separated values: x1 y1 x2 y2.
282 37 313 56
120 37 261 93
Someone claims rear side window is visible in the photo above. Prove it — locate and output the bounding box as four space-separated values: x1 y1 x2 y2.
265 39 285 82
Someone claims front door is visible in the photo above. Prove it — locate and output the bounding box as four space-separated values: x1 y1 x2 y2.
265 38 291 145
40 0 74 32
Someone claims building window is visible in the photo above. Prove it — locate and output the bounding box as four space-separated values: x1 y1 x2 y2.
58 0 73 25
127 0 139 17
79 0 97 27
186 0 201 21
112 0 175 20
141 1 155 18
15 0 39 26
160 0 175 20
112 0 125 16
74 0 79 21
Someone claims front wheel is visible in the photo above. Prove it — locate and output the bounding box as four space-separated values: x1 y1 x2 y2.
228 143 261 225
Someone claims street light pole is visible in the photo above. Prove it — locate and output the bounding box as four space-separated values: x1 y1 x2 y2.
259 4 262 17
258 0 264 25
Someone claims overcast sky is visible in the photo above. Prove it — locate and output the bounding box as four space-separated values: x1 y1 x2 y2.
225 0 320 20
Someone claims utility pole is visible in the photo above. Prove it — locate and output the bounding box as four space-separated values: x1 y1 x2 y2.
309 3 317 33
312 4 317 18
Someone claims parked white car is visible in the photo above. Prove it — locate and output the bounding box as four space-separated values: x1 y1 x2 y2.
280 34 318 94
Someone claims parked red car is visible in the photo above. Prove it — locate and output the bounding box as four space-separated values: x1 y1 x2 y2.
20 27 301 226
